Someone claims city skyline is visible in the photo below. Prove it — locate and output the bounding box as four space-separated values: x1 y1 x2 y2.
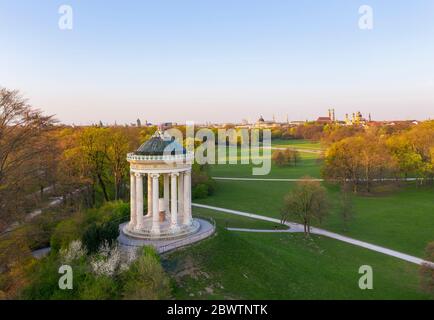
1 0 434 124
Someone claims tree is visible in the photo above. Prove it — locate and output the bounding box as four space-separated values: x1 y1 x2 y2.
420 242 434 297
323 134 396 193
405 121 434 182
386 135 424 179
0 88 56 230
106 128 131 200
281 177 329 236
272 150 287 167
63 127 112 204
272 149 300 167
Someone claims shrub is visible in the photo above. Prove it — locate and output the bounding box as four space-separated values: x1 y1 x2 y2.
50 218 83 252
191 163 216 198
78 275 120 300
121 246 171 300
192 184 209 199
51 201 129 254
82 220 119 253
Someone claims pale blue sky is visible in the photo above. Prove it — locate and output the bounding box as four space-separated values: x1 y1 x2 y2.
1 0 433 124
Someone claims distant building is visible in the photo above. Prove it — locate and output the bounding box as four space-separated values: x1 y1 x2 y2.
316 109 335 124
254 115 280 128
316 116 332 124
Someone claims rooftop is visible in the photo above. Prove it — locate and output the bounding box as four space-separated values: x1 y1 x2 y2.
135 131 186 156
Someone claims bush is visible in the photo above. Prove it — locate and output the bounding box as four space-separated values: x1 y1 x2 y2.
50 218 83 252
191 163 216 199
121 247 171 300
22 240 172 300
82 220 120 253
50 201 129 253
192 184 209 199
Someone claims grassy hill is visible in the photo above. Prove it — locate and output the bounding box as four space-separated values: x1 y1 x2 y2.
166 212 429 299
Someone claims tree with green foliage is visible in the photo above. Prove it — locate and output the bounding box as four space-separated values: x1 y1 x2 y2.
323 134 396 193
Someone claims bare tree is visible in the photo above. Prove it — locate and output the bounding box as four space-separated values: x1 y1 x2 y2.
0 88 56 230
281 177 329 236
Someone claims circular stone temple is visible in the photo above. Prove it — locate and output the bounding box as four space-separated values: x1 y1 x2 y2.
118 131 214 252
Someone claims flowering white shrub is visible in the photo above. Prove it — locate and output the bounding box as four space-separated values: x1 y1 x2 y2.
90 241 121 277
120 248 138 272
60 240 87 264
89 241 138 277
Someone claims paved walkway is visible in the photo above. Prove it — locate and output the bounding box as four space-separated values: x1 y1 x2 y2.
31 247 51 259
213 177 324 182
212 177 422 182
227 227 297 233
192 203 434 267
270 147 323 154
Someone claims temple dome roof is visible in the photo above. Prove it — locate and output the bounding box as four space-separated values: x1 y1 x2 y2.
135 131 186 156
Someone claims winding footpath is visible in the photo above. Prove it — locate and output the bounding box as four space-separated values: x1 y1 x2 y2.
192 203 434 267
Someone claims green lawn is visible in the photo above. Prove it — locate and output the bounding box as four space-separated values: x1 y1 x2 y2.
195 180 434 257
195 207 288 230
210 149 322 178
165 221 429 299
323 184 434 257
199 139 434 257
168 138 433 300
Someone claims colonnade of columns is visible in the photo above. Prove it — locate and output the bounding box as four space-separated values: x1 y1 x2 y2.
129 170 192 235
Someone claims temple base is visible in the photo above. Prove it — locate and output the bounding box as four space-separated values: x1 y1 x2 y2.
118 218 215 253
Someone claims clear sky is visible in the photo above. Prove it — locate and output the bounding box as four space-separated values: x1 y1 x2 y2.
1 0 433 124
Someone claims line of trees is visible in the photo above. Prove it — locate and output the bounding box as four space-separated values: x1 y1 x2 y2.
0 89 57 230
322 123 434 193
1 88 219 233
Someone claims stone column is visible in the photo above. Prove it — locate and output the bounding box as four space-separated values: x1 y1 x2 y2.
164 174 170 215
183 170 192 226
151 173 160 235
129 172 137 229
178 172 184 217
147 174 152 217
170 173 179 231
135 173 144 230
